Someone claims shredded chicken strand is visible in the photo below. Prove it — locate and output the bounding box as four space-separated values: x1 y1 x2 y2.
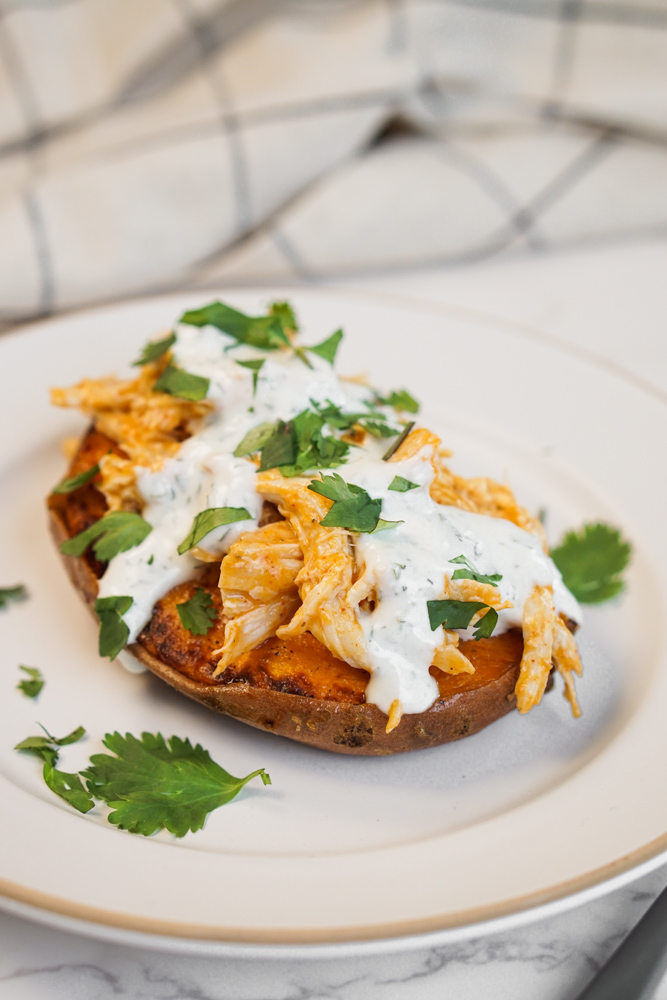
386 699 403 733
432 643 475 675
552 615 583 718
256 469 372 672
516 585 556 713
52 356 212 511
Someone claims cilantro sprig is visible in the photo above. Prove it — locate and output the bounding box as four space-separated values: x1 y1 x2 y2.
427 599 498 640
449 555 502 588
16 729 272 837
178 507 251 555
15 725 94 814
52 463 100 495
83 733 270 837
551 522 631 603
17 665 45 699
133 331 176 367
60 511 152 561
177 587 218 636
0 584 28 610
153 362 210 402
307 473 401 534
180 301 292 351
389 476 419 492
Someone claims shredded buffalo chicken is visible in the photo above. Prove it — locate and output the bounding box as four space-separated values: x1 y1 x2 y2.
53 359 583 728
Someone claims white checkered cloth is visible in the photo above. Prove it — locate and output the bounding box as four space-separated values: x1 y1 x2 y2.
2 0 667 325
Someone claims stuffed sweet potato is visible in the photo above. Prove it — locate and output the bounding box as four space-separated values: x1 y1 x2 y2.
48 300 582 754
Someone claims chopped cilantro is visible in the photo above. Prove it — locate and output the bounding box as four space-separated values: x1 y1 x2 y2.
133 331 176 367
0 584 28 610
180 301 291 351
15 725 93 814
427 599 498 640
449 555 502 588
60 511 152 561
269 300 298 332
177 587 218 636
153 362 210 401
551 522 631 604
382 421 415 461
388 476 419 492
373 518 404 532
52 463 100 494
177 507 251 555
82 732 271 837
308 474 383 533
234 421 276 458
308 328 343 365
17 665 44 699
374 389 420 414
95 595 133 659
236 358 265 394
257 419 297 472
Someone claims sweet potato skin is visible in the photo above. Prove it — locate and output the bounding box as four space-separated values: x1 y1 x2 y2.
48 428 526 755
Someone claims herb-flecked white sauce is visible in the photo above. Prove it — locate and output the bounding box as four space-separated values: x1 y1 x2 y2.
99 321 581 715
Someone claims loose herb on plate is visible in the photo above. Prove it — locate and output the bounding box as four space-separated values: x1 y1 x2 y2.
17 665 45 699
551 521 631 604
15 725 94 814
0 584 28 610
15 729 271 837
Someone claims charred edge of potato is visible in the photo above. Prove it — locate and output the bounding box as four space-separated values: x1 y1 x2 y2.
48 495 527 755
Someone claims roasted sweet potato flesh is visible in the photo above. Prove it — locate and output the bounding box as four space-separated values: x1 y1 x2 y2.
48 427 528 754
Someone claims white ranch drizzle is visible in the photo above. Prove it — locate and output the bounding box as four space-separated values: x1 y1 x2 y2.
97 323 377 641
344 449 581 715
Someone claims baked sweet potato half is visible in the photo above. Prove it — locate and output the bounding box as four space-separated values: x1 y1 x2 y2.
49 427 530 755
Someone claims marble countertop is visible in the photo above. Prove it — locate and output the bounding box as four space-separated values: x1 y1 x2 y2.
3 238 667 1000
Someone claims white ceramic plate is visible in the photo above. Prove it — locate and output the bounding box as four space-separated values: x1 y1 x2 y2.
0 288 664 957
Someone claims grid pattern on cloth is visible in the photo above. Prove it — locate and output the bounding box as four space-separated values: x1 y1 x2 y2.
1 0 667 325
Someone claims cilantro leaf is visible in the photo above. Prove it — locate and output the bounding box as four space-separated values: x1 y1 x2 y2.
83 732 271 837
257 420 297 472
0 584 28 610
180 301 290 351
382 421 415 461
153 362 210 401
178 507 251 555
308 328 343 365
551 522 631 604
233 421 276 457
375 389 420 414
95 595 133 659
133 331 176 366
52 463 100 495
17 665 44 699
449 554 502 587
308 474 382 533
269 300 298 332
60 511 152 561
427 599 498 640
236 358 265 394
388 476 419 492
373 518 404 532
177 587 218 636
15 725 93 814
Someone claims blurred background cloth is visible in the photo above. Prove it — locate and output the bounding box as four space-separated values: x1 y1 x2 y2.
2 0 667 325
